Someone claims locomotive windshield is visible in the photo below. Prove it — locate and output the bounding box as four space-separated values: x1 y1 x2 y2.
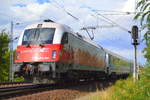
22 28 55 45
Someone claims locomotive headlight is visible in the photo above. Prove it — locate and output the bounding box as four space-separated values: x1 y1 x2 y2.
16 52 20 60
52 50 57 59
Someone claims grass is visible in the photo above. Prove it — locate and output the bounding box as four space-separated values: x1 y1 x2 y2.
76 66 150 100
14 76 24 82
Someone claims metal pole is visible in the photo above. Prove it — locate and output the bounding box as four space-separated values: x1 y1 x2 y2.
135 45 139 80
133 44 138 81
9 21 14 82
133 45 136 81
131 25 139 81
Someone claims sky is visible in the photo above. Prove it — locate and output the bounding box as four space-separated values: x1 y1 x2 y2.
0 0 146 64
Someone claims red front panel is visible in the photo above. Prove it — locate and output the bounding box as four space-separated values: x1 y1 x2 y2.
15 44 62 63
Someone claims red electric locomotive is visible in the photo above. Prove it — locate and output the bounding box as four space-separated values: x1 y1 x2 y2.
14 20 131 83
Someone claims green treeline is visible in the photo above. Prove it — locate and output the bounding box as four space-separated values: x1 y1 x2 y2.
0 30 10 82
134 0 150 63
0 30 24 82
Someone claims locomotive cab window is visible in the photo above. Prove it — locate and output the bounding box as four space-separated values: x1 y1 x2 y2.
22 28 55 45
61 32 68 44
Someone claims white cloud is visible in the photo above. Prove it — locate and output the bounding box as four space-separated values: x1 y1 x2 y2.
122 0 136 12
12 3 50 22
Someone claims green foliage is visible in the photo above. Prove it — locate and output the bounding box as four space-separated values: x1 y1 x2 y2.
94 66 150 100
112 66 150 100
134 0 150 62
113 58 130 67
83 66 150 100
0 30 10 82
0 30 25 82
144 45 150 62
134 0 150 26
14 76 24 82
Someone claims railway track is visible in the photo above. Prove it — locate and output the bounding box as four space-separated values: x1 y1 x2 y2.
0 84 52 99
6 79 117 100
0 80 75 99
0 79 117 100
0 81 32 88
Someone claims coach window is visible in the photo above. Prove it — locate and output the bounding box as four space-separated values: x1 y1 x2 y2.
61 32 68 44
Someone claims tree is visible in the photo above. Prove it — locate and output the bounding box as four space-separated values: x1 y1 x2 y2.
134 0 150 62
0 30 10 82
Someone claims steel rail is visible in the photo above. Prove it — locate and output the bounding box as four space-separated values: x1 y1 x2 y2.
0 84 51 99
0 78 119 99
0 81 32 88
0 81 31 85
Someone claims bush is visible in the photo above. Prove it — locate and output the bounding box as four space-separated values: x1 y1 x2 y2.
0 31 10 82
14 76 24 82
108 66 150 100
89 66 150 100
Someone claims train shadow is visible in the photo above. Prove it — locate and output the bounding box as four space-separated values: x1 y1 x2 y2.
64 78 119 93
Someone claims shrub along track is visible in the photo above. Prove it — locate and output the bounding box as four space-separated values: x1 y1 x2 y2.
5 78 117 100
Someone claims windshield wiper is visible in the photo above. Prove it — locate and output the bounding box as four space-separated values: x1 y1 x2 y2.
39 43 45 47
39 40 45 47
26 41 31 47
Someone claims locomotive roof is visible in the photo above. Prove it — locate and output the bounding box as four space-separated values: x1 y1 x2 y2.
104 48 133 63
73 32 104 49
75 34 132 63
25 21 102 49
25 21 73 33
